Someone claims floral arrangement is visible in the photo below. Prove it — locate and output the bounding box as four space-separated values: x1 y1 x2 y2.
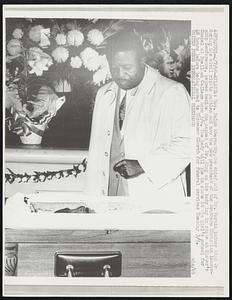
140 28 191 84
48 21 112 89
6 24 60 140
5 19 191 143
173 37 191 80
6 84 65 142
5 19 131 140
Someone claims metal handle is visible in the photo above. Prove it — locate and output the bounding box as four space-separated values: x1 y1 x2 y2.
54 251 122 277
103 264 111 277
65 264 111 277
65 264 74 277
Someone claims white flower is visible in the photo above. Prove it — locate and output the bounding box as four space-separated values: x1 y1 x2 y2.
92 55 111 85
28 61 42 76
28 47 44 60
29 58 52 76
28 48 53 76
52 46 69 63
80 47 99 61
7 39 22 56
28 47 53 66
84 56 102 71
39 28 51 48
87 29 104 46
29 25 44 43
67 30 84 47
78 164 85 172
55 33 66 45
174 45 185 57
93 64 111 86
80 47 101 71
28 57 52 76
70 56 82 68
12 28 24 39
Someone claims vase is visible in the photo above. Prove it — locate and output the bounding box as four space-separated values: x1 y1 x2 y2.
53 79 71 93
19 122 47 145
20 133 43 145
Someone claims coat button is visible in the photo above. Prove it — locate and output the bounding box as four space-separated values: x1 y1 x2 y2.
107 130 110 136
102 171 105 176
105 152 108 157
121 152 125 157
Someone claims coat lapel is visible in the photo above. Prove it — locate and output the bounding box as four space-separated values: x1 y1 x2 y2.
122 66 159 136
104 66 159 138
103 81 118 106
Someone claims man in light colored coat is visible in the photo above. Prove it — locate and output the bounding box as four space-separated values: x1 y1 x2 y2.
85 30 191 200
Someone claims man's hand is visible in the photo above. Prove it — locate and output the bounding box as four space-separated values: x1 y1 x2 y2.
113 159 145 179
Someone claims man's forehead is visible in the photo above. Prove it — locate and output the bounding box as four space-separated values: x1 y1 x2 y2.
111 50 139 62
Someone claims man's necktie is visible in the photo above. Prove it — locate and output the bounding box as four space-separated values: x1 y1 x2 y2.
119 93 126 130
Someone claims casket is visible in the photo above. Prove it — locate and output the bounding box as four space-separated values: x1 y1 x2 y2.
5 192 192 278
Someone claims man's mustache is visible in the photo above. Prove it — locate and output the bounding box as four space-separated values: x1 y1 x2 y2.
116 78 129 82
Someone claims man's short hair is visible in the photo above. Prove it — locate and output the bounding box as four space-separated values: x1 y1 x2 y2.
105 29 145 61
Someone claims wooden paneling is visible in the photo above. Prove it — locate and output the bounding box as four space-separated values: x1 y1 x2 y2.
6 229 190 243
3 285 225 297
17 242 190 277
6 230 190 277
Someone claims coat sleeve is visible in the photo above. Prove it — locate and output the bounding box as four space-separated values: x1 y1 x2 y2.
138 82 191 190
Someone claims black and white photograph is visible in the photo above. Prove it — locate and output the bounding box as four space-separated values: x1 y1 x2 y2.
3 4 229 298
